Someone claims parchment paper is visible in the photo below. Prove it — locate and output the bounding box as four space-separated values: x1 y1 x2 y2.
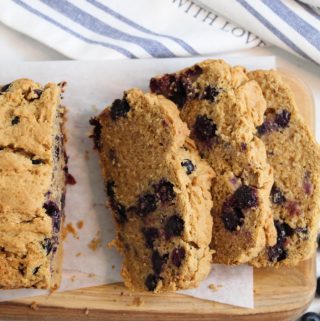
0 56 276 308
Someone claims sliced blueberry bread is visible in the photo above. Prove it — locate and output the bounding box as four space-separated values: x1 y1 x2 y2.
0 79 67 289
248 70 320 267
150 59 276 264
90 88 214 292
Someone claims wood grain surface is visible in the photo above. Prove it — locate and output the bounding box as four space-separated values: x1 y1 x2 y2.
0 71 316 321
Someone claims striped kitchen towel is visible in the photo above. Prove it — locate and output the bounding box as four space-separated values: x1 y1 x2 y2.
0 0 318 64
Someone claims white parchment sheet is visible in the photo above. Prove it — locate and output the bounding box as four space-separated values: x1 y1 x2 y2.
0 56 276 308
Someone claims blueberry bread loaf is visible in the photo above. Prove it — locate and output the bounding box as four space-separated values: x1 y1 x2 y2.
90 88 214 292
150 59 276 264
248 70 320 267
0 79 67 288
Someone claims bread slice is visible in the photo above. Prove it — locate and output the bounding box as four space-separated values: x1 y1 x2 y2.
91 88 213 292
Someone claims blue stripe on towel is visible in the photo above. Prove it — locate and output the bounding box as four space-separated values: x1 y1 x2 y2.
40 0 175 58
262 0 320 50
236 0 317 64
12 0 137 58
87 0 198 55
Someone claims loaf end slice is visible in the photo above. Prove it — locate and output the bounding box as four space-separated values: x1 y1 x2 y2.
0 79 67 289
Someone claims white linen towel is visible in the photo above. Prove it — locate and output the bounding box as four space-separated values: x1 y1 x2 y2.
0 0 318 63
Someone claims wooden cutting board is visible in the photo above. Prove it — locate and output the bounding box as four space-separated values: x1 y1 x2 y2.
0 71 316 321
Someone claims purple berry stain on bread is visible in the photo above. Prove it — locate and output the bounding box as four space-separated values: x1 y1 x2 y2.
270 184 286 204
142 227 159 248
303 171 313 195
149 65 202 108
152 250 168 274
111 201 127 224
154 179 176 203
89 117 102 150
194 115 217 142
181 159 196 175
268 220 294 262
145 273 159 291
110 97 130 120
41 238 53 255
221 185 258 231
171 247 186 267
11 116 20 125
165 215 184 239
257 108 291 135
137 194 157 216
286 201 300 216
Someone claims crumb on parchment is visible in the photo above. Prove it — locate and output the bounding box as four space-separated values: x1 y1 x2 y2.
63 223 79 240
76 252 82 257
208 283 223 291
88 273 96 278
30 301 39 311
88 232 101 251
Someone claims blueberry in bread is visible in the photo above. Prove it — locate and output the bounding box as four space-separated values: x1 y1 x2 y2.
90 88 214 292
0 79 67 289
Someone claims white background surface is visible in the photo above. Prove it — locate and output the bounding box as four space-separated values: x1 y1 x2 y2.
0 21 320 318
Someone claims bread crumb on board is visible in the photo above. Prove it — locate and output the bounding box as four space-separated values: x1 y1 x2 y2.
132 296 144 307
84 307 89 315
30 301 39 311
208 283 223 291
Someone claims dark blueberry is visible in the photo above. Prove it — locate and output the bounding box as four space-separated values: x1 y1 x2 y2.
111 201 127 224
152 250 168 275
171 247 186 267
154 180 175 203
193 115 217 142
60 193 66 210
106 180 115 198
270 184 286 205
221 203 244 232
32 266 40 275
18 263 25 276
0 83 11 93
66 173 77 185
32 159 44 165
53 217 61 233
231 185 258 209
137 194 157 216
317 277 320 296
317 234 320 249
142 227 159 248
201 85 220 102
275 109 291 128
108 149 117 162
110 98 130 120
267 244 288 262
89 117 102 150
256 120 278 136
33 89 43 99
241 143 247 151
268 220 293 262
43 201 59 217
295 227 308 235
164 215 184 239
181 159 196 175
301 312 320 321
41 238 53 255
54 135 60 160
145 273 159 291
11 116 20 125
